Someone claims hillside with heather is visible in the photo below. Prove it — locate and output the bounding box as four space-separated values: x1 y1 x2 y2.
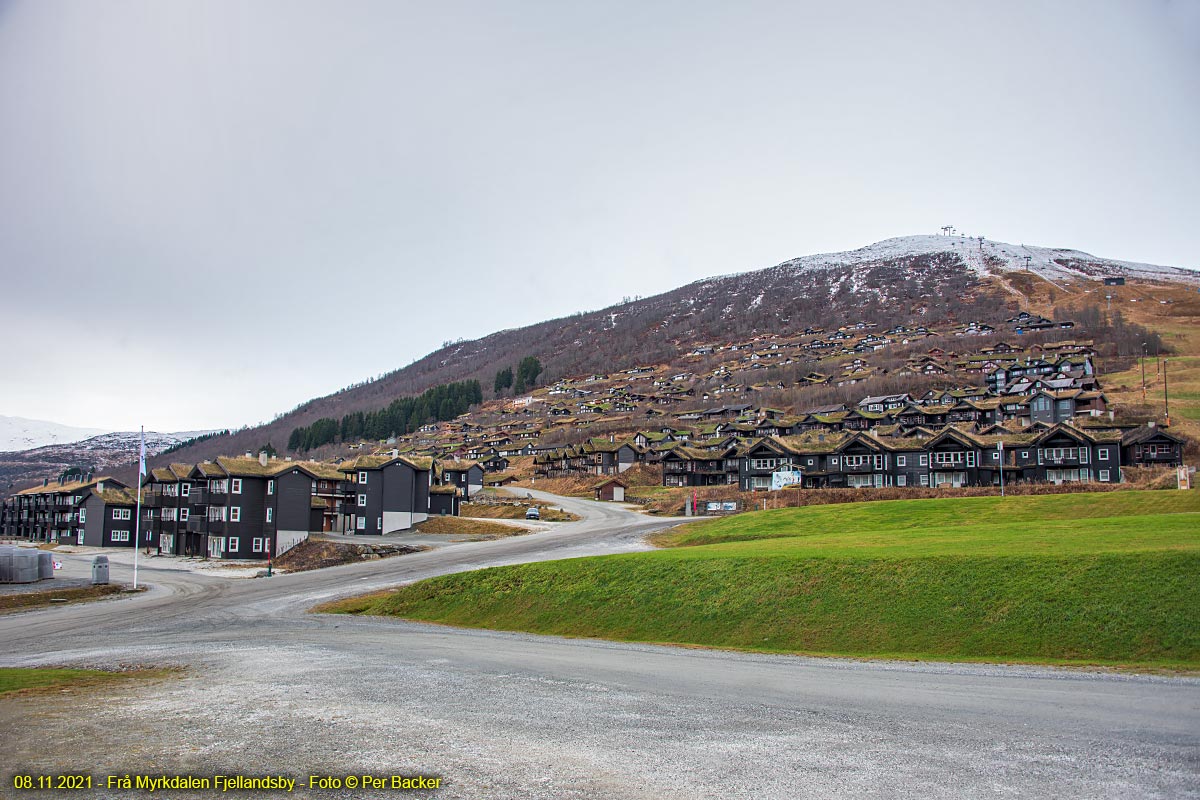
13 234 1197 486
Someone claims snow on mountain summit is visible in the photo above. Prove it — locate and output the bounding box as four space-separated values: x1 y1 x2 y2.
768 235 1198 284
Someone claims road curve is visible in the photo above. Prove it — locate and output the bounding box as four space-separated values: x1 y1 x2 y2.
1 493 1197 800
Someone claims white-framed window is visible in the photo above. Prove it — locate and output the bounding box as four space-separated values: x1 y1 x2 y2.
1021 451 1029 459
162 508 176 521
226 537 237 551
358 494 367 507
991 452 999 461
252 538 266 553
111 530 130 542
180 508 189 521
919 474 930 486
897 475 907 486
750 458 777 470
358 471 369 484
377 517 382 530
79 508 86 523
807 458 814 466
897 455 906 467
830 457 839 465
356 516 366 530
231 478 242 494
1099 469 1111 482
181 483 190 497
267 480 275 495
919 454 928 466
1098 448 1109 460
230 507 241 522
266 507 273 523
112 508 131 520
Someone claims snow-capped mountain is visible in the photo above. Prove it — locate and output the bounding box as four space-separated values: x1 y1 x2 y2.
0 415 109 452
754 235 1199 285
56 233 1200 472
0 428 224 490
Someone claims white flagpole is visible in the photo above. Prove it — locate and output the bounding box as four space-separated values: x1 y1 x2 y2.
133 426 145 589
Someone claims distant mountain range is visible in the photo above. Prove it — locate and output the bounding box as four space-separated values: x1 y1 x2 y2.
0 415 110 452
0 423 221 490
13 234 1200 482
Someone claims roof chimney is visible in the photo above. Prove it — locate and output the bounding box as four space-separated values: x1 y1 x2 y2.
245 451 253 458
97 480 105 492
42 478 48 487
258 451 268 467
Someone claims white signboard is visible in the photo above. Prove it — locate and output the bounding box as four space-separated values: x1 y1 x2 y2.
771 470 804 491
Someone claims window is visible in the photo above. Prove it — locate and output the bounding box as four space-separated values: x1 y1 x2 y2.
377 517 382 531
919 474 930 486
111 530 130 542
266 507 273 523
358 494 367 507
231 478 242 495
180 508 189 521
267 480 275 495
226 537 238 551
1099 469 1111 482
897 475 907 486
1098 448 1109 460
750 458 777 470
252 538 267 553
79 508 86 523
356 516 366 530
1021 451 1029 459
897 456 906 467
181 483 190 497
112 508 131 520
807 458 814 466
919 454 928 466
230 507 241 522
358 471 369 484
991 452 999 461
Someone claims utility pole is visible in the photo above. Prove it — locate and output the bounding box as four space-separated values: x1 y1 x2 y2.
1164 359 1170 426
1141 342 1147 401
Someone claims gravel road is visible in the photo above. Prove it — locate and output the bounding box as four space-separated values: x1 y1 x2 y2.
1 493 1197 799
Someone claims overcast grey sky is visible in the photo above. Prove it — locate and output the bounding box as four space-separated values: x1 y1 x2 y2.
1 0 1197 432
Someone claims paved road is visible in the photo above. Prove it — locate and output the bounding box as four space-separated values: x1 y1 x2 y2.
1 493 1197 799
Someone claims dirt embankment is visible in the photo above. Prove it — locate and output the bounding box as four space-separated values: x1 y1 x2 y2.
273 540 425 572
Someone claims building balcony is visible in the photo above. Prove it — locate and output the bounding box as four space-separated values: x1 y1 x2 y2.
185 517 208 534
141 491 167 507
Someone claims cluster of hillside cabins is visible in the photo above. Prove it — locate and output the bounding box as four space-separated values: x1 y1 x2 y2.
535 411 1184 490
0 451 485 560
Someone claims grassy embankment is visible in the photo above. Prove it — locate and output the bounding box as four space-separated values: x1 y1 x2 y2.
324 490 1200 669
0 584 127 614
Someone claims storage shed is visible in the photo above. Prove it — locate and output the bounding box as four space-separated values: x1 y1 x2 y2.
593 477 627 502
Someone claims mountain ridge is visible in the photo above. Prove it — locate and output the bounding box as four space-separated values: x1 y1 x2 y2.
24 234 1199 482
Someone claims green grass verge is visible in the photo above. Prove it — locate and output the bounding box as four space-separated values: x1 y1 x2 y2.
0 667 171 697
326 490 1200 668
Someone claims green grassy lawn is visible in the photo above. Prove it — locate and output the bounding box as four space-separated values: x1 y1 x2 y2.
326 490 1200 669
